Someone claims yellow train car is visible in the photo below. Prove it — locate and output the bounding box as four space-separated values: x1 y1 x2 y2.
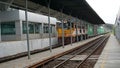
57 21 77 44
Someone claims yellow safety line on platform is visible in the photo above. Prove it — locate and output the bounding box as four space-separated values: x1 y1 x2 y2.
100 54 108 68
100 48 109 68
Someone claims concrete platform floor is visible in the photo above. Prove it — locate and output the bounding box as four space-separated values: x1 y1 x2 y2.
0 36 101 68
94 35 120 68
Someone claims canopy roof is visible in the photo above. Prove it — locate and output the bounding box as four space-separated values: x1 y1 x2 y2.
0 0 105 24
29 0 105 24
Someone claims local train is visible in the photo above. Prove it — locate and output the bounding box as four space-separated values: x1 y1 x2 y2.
0 9 105 60
56 20 105 45
57 20 87 45
0 9 58 58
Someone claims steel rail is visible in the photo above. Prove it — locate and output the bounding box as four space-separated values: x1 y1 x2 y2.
75 35 109 68
53 36 104 68
29 37 102 68
29 35 106 68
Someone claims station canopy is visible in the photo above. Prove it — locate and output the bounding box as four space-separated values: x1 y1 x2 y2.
0 0 105 24
29 0 105 24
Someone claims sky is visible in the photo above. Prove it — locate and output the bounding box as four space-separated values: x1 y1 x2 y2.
86 0 120 24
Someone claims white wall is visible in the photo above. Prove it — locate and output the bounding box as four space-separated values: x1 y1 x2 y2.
19 10 57 24
0 10 19 22
0 10 57 24
0 37 58 58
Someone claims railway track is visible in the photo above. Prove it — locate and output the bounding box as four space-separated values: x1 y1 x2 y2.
29 35 109 68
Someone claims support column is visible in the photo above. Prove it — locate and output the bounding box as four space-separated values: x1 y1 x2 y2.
81 21 83 41
84 23 86 40
48 0 52 52
70 20 72 46
76 19 78 42
86 23 88 39
41 23 43 38
94 25 98 36
83 22 85 40
25 0 30 59
0 21 1 42
61 9 64 48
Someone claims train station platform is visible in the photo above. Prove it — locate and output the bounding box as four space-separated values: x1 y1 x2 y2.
0 36 102 68
94 34 120 68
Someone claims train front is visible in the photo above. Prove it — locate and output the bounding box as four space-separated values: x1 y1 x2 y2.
57 21 76 45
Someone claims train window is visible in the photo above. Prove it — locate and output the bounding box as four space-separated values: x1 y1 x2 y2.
43 24 55 33
75 25 76 28
80 29 82 33
83 29 85 33
22 22 27 34
57 23 62 28
51 25 55 33
35 23 42 33
68 22 70 27
67 22 74 29
57 23 68 29
71 23 74 28
22 22 34 34
1 22 15 35
29 23 34 33
43 24 49 33
57 22 74 29
64 23 68 29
